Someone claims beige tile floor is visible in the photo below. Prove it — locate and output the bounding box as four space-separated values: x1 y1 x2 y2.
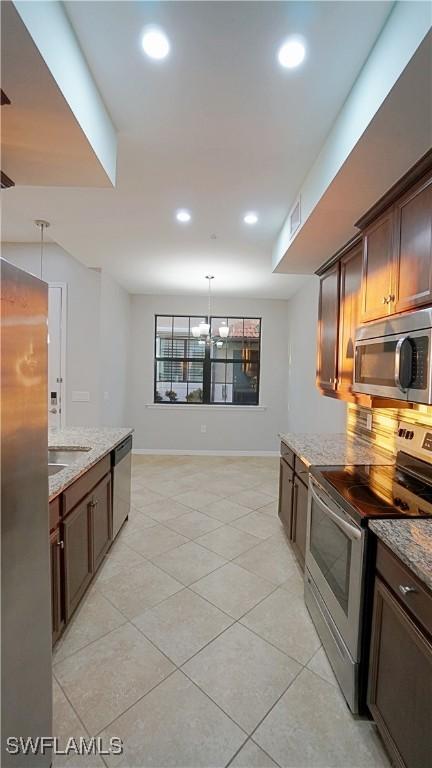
53 455 390 768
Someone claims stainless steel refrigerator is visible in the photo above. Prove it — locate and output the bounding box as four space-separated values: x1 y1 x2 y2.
1 258 52 766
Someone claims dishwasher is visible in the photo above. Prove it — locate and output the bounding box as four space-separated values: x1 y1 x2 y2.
112 435 132 539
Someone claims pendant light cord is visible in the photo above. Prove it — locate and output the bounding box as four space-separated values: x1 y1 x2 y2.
40 223 44 280
34 219 50 281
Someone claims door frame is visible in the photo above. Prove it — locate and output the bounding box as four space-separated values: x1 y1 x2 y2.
49 282 67 429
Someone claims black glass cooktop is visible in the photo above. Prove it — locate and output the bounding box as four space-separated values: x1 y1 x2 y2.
311 452 432 523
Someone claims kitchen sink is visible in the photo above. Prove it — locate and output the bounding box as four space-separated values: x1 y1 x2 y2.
48 463 67 476
48 447 91 465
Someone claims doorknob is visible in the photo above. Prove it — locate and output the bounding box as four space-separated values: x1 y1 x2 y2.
49 407 57 414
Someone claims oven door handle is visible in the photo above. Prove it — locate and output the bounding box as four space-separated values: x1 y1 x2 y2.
309 483 362 541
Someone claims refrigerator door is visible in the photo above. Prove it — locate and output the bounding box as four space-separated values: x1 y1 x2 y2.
1 259 52 766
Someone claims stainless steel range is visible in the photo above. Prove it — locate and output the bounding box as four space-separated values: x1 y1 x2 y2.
304 421 432 714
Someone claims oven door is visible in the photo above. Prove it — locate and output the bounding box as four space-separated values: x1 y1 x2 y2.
353 329 431 403
306 477 365 661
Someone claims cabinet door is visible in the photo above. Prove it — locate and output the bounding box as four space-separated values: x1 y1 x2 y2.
91 473 112 573
50 529 64 646
317 264 340 392
361 210 394 322
291 477 308 570
338 244 363 396
368 577 432 768
393 174 432 314
278 458 293 533
62 497 92 622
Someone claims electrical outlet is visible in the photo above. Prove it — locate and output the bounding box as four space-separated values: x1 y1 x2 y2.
201 424 207 434
366 413 373 431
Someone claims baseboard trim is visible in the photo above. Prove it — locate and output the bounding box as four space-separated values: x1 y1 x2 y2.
132 448 279 457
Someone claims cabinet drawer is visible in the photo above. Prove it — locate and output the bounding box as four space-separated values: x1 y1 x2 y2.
62 455 111 516
376 540 432 635
49 496 60 532
280 442 295 469
294 456 309 486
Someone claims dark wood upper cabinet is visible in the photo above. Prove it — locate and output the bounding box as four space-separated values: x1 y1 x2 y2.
368 574 432 768
62 495 93 622
361 210 394 323
393 173 432 314
91 472 112 573
338 243 363 397
290 476 308 570
317 263 340 392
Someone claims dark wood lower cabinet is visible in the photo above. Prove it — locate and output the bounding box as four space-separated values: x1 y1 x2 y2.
290 477 308 569
368 575 432 768
91 473 112 572
278 445 309 571
51 459 116 643
62 493 93 622
278 458 293 532
50 528 64 645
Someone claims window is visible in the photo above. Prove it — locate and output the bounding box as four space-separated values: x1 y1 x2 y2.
154 315 261 405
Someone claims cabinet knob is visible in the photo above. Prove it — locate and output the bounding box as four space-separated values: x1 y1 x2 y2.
388 294 395 303
382 296 388 304
399 585 417 596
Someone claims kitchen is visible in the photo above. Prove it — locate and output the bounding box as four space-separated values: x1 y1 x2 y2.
1 2 431 767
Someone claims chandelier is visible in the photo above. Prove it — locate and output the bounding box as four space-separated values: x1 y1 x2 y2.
191 276 229 347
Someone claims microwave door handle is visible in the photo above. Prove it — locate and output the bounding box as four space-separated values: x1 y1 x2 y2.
395 336 413 392
309 483 362 542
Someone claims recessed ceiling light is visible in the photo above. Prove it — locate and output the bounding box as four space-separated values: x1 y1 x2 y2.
244 212 258 225
278 37 306 69
176 209 191 223
141 27 170 60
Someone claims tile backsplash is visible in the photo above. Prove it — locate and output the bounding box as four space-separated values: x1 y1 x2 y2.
347 404 432 456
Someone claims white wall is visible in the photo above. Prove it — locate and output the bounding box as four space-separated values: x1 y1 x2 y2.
99 270 131 426
128 294 290 453
286 276 346 434
2 243 130 427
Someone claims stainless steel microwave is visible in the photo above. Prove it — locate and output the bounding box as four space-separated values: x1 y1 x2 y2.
353 307 432 404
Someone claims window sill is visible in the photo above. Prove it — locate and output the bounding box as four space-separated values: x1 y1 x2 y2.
145 403 267 412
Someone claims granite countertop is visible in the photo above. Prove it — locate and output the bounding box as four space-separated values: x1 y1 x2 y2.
370 519 432 591
48 427 133 501
279 432 394 468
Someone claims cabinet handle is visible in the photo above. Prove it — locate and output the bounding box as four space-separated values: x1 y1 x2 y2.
57 540 64 550
388 294 395 303
382 296 388 304
399 585 417 596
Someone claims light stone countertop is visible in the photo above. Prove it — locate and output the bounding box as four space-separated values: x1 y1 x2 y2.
370 519 432 592
279 432 394 468
48 427 133 501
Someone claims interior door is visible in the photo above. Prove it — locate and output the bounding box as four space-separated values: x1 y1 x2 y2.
48 285 65 429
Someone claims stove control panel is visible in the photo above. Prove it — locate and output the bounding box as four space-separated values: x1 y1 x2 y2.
396 420 432 463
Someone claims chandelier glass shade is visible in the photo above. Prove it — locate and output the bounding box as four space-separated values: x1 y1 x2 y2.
191 277 230 344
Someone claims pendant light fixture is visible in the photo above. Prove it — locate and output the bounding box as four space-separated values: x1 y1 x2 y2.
191 275 230 345
34 219 50 279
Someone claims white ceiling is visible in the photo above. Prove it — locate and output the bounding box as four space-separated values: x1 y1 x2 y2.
1 1 393 297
